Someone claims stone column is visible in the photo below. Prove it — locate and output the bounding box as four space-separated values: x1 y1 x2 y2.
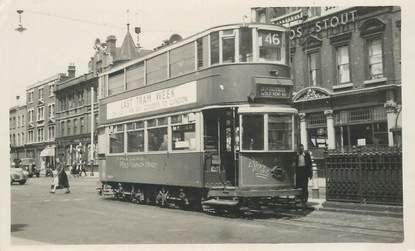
324 110 335 150
385 100 397 147
299 113 308 150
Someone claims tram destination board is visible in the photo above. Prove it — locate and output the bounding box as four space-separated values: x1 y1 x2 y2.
256 84 290 99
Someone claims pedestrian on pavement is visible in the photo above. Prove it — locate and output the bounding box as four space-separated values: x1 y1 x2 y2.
80 160 87 177
50 159 70 194
295 144 313 205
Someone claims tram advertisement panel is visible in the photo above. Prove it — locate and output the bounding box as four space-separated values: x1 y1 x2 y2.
238 152 295 188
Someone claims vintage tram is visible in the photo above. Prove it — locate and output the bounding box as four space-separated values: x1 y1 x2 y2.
96 23 302 214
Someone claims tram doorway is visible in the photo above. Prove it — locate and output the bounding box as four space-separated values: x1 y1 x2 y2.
203 108 239 187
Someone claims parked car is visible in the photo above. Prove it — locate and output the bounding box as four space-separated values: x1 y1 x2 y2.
10 166 28 185
20 158 40 177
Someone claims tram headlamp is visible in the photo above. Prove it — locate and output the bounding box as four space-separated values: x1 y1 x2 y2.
270 70 279 76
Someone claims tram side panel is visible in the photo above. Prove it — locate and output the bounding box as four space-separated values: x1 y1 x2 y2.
100 152 204 188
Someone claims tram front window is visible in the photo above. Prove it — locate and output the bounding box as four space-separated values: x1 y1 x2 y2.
258 30 282 62
242 114 264 150
268 115 292 150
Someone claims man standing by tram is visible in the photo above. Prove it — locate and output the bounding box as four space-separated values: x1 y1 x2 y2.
295 144 313 205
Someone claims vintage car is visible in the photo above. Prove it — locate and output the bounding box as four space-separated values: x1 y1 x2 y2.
20 158 40 177
10 166 28 185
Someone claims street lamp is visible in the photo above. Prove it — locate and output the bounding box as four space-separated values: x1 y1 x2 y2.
15 10 27 33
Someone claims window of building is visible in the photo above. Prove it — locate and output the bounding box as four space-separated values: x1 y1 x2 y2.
37 127 44 142
80 117 85 133
147 118 168 151
60 121 65 136
28 109 34 122
172 123 196 151
49 83 55 97
127 121 144 152
126 63 145 90
16 116 20 128
308 52 320 86
77 91 84 106
108 70 125 96
242 114 264 150
48 126 54 140
28 91 34 103
210 31 220 65
73 118 78 135
146 53 168 85
268 115 292 150
67 119 71 135
109 125 124 153
21 115 25 127
170 42 195 77
28 130 34 143
37 107 44 121
336 45 350 84
258 29 282 62
222 29 235 63
17 134 20 145
197 36 209 69
239 27 253 62
22 132 25 144
38 87 44 100
368 38 383 79
48 104 55 118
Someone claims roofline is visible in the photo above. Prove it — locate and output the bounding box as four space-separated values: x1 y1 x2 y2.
101 22 287 76
26 73 65 90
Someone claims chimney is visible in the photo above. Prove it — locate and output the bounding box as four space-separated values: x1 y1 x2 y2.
106 35 117 57
67 64 76 79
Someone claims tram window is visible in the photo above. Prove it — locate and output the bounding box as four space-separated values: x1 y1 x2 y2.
109 132 124 154
242 114 264 150
146 53 168 85
222 30 235 63
170 43 195 78
108 70 125 96
148 127 168 151
147 119 157 127
258 30 282 62
127 130 144 152
197 36 209 69
239 27 253 62
126 63 145 90
172 123 196 150
268 115 292 150
210 31 219 65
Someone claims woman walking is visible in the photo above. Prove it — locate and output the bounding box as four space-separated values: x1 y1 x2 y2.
50 159 70 194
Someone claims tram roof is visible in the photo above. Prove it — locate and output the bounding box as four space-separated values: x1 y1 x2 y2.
100 23 287 76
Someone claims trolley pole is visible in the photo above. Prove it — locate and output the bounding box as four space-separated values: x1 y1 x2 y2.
90 86 94 176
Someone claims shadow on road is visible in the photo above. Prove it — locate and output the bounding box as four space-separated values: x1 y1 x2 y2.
11 224 28 232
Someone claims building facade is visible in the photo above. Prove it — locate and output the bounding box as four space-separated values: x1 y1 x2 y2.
25 66 75 168
55 72 99 167
253 6 401 157
9 104 27 164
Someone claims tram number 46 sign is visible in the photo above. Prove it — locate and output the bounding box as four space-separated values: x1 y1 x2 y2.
257 85 288 99
259 30 281 47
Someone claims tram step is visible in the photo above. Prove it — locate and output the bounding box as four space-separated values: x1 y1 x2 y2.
202 199 238 206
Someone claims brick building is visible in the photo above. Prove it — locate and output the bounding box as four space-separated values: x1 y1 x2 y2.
9 103 27 164
25 66 75 169
252 6 402 157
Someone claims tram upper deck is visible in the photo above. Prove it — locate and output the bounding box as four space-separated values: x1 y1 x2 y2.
98 23 292 125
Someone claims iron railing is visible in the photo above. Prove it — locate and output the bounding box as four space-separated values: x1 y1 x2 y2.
325 146 402 205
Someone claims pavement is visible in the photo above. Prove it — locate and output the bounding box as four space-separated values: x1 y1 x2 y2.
10 175 404 244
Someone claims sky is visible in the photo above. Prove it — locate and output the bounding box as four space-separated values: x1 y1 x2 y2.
0 0 254 107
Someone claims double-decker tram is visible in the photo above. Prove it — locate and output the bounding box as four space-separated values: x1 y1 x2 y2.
96 23 302 215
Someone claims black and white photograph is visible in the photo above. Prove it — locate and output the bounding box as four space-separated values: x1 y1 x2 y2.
1 0 413 250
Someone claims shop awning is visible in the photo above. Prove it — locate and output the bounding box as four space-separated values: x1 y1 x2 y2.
40 146 55 157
